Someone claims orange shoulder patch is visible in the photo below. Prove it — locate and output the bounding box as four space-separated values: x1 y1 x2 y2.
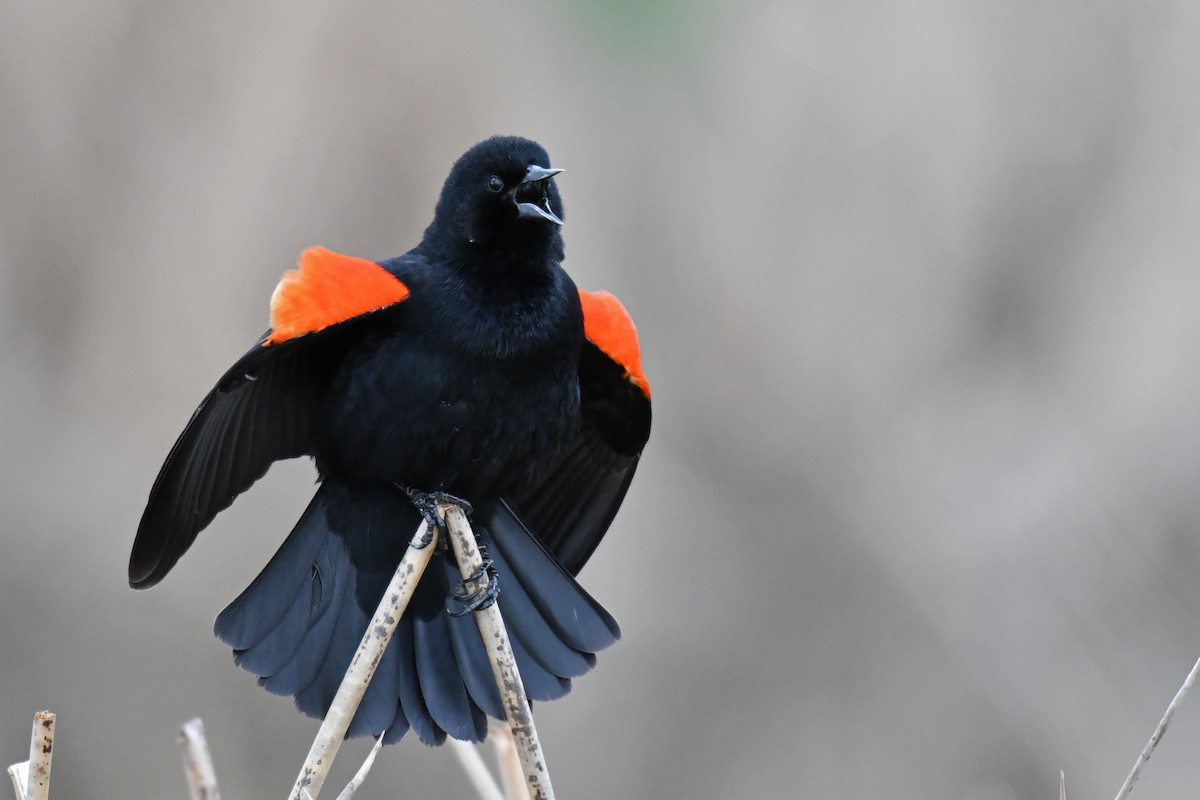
264 247 409 346
579 289 650 398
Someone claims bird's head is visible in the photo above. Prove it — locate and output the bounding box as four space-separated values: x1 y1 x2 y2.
425 136 565 264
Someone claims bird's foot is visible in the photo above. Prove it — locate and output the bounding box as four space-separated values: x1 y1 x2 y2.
449 543 499 616
396 484 473 549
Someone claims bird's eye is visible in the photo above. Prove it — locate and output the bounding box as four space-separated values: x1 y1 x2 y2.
487 176 504 193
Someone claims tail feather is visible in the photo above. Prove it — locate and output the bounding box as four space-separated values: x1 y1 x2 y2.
211 479 619 744
293 582 360 716
506 629 571 702
295 587 400 738
445 597 505 719
486 532 596 678
229 569 315 676
396 614 445 745
214 490 330 650
485 502 620 652
380 699 410 745
254 537 347 697
415 600 487 742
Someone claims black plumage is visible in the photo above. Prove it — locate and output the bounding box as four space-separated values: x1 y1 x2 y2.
130 136 651 744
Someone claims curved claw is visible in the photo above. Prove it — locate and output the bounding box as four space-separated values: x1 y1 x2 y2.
396 484 474 545
450 558 494 598
449 542 499 616
448 570 499 617
411 523 438 550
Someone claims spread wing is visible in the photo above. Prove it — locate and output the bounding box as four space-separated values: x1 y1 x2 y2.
508 290 652 574
129 247 410 588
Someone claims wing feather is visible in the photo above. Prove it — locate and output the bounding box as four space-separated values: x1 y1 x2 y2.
507 293 651 575
130 248 410 588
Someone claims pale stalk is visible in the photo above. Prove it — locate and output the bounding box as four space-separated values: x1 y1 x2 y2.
441 503 556 800
178 718 221 800
23 712 54 800
490 723 529 800
288 521 438 800
448 739 505 800
1114 656 1200 800
333 737 384 800
6 762 27 800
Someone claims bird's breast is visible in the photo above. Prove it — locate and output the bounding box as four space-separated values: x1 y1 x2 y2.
316 329 580 495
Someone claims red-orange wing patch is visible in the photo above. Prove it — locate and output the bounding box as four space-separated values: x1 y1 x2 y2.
264 247 409 346
578 289 650 398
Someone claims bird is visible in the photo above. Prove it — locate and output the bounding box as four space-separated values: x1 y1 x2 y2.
129 135 651 745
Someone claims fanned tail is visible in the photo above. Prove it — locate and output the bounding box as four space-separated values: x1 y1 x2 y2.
212 479 618 744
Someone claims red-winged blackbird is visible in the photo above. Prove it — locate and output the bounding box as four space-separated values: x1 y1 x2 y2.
129 136 651 745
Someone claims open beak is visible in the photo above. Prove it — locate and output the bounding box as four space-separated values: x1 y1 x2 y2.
515 165 564 225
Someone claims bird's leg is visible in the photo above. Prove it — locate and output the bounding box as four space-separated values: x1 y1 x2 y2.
449 541 499 616
394 483 495 610
395 483 474 549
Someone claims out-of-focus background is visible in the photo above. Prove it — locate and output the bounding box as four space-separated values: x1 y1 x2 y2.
3 1 1200 797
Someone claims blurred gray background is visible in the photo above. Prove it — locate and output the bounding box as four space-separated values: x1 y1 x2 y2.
3 1 1200 798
